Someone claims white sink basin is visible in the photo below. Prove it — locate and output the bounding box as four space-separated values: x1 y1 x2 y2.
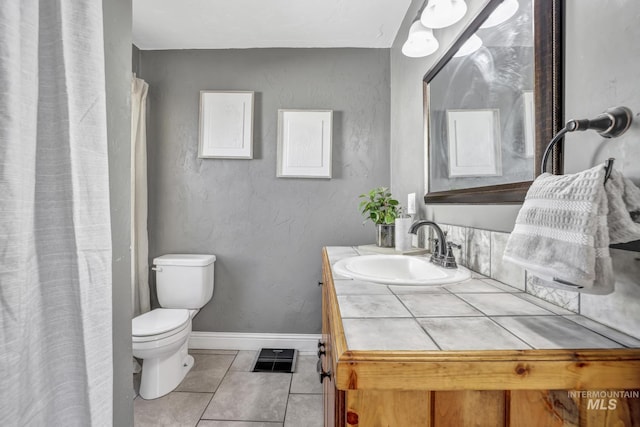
333 255 471 286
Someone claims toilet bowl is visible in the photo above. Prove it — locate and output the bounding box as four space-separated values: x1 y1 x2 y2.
132 254 216 400
132 308 197 399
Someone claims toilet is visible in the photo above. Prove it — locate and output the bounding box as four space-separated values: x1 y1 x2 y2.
132 254 216 400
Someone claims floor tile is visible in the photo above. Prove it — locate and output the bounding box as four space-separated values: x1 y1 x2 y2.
492 316 624 349
190 349 239 355
388 285 448 294
342 318 439 350
334 279 392 295
284 394 323 427
290 356 323 394
418 317 530 350
176 354 235 393
563 315 640 348
514 293 576 315
490 231 526 290
198 422 282 427
526 279 580 312
458 293 554 316
445 278 505 293
229 350 258 372
337 294 411 318
134 391 212 427
467 228 491 276
479 279 521 293
325 246 358 264
397 293 483 317
202 372 291 422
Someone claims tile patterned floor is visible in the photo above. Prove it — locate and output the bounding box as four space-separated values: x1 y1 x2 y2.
134 350 323 427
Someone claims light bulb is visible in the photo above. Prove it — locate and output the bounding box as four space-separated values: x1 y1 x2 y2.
402 21 440 58
421 0 468 29
480 0 519 28
453 34 482 57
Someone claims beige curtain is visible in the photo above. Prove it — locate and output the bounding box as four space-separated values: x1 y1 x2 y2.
131 75 150 316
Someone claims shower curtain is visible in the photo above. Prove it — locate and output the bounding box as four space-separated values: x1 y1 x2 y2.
131 75 150 316
0 1 113 426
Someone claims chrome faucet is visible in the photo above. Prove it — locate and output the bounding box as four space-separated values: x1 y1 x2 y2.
408 220 458 269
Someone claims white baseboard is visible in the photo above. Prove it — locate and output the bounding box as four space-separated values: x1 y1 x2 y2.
189 331 322 353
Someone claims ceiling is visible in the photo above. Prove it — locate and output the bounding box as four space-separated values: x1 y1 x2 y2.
133 0 412 50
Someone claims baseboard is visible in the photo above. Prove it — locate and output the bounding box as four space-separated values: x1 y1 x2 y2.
189 331 322 353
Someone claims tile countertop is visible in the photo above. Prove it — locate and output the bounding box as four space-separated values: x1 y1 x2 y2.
326 246 640 352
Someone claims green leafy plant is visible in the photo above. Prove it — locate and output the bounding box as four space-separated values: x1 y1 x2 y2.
358 187 401 225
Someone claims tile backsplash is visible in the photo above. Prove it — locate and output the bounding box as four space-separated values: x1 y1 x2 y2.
432 223 640 340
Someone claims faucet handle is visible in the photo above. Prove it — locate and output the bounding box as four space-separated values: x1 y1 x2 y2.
441 241 459 269
447 241 461 250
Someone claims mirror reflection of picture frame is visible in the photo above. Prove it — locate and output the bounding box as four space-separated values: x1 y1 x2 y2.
523 90 535 158
423 0 563 204
277 109 333 179
198 90 254 159
447 109 502 177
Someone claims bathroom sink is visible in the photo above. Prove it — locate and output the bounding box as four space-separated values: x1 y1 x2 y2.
333 255 471 286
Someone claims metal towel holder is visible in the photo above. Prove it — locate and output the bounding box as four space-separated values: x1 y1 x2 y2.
540 106 633 183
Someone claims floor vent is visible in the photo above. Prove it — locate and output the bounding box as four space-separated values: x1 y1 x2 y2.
251 348 298 373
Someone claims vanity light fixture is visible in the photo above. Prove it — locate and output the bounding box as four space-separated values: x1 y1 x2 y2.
420 0 467 29
480 0 519 28
402 21 440 58
453 33 482 57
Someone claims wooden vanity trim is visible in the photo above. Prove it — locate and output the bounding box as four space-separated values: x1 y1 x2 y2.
322 248 640 392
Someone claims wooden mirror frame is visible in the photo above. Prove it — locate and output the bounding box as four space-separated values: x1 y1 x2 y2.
424 0 563 204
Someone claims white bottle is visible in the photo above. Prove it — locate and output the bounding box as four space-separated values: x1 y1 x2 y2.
395 215 413 252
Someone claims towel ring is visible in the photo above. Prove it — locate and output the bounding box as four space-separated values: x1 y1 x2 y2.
541 106 633 184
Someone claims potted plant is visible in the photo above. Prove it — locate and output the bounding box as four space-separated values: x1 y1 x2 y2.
359 187 401 247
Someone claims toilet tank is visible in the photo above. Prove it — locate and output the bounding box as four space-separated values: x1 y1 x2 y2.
153 254 216 309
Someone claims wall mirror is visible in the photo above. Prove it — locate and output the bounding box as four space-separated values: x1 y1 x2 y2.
424 0 562 203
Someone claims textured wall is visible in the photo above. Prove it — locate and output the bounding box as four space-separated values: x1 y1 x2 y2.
562 0 640 338
391 0 640 335
389 0 523 231
141 48 390 333
103 0 133 425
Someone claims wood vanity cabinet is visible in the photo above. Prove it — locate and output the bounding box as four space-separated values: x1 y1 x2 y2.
320 248 640 427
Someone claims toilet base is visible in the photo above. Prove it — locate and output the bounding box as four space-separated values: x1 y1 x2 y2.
139 340 194 400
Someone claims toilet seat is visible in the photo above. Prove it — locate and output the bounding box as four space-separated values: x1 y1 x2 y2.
132 309 190 343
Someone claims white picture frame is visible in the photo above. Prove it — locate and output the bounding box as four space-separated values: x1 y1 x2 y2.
198 91 254 159
446 109 502 177
277 109 333 179
523 90 535 157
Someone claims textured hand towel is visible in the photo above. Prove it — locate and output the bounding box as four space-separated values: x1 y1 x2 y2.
605 169 640 244
503 163 614 294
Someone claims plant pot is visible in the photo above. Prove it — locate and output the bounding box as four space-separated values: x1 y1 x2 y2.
376 224 395 248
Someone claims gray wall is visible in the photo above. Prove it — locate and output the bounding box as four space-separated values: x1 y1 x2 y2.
561 0 640 337
389 0 522 231
103 0 133 425
133 44 141 76
390 0 640 335
140 48 391 333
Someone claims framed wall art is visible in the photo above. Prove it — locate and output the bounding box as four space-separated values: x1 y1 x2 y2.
277 109 333 179
198 90 254 159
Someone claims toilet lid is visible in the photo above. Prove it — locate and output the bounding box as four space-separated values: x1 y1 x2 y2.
132 309 190 337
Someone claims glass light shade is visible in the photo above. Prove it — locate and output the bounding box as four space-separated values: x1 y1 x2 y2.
480 0 519 28
453 34 482 57
421 0 468 29
402 21 439 58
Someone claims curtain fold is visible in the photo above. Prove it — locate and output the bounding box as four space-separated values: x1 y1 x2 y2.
0 1 113 425
131 75 150 317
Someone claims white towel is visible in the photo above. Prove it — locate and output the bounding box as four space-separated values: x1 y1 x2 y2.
503 163 614 294
605 169 640 244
